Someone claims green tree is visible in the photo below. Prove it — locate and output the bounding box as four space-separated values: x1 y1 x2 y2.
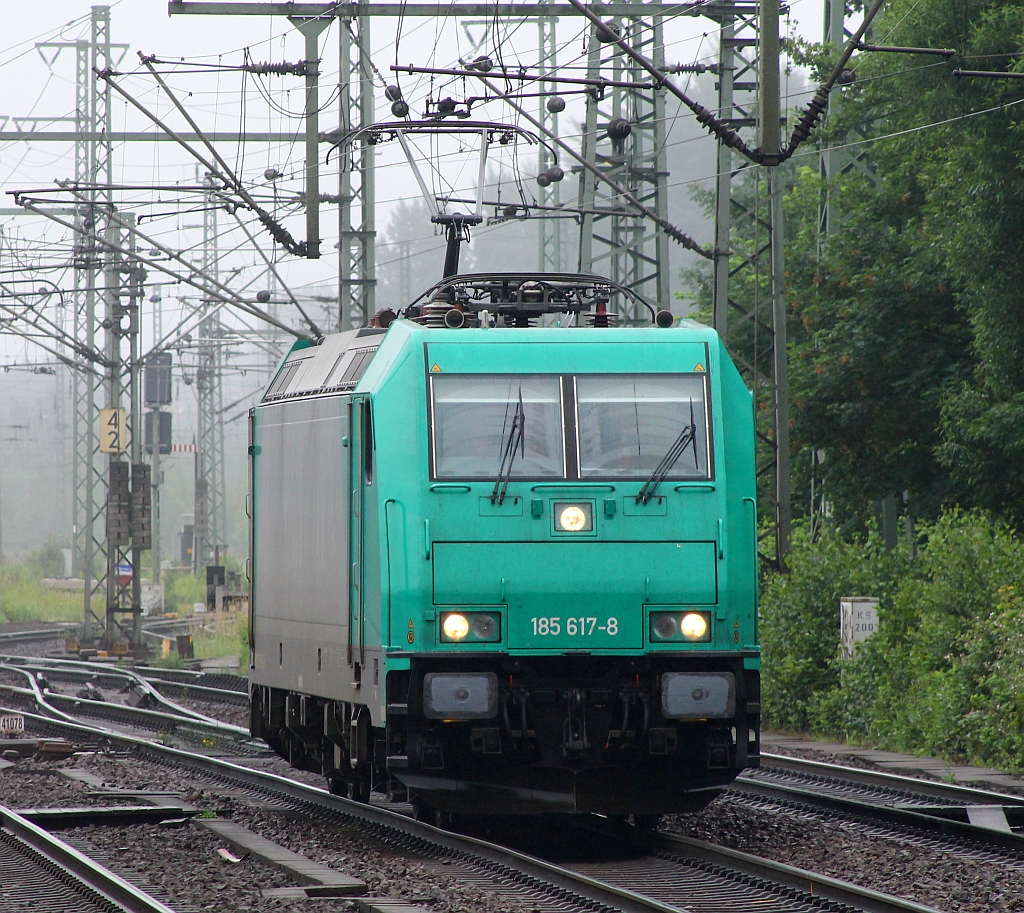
786 167 972 521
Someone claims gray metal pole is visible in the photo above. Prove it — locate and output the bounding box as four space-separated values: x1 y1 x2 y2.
769 168 790 567
576 28 600 275
712 15 735 336
537 8 561 273
758 0 781 162
290 17 331 259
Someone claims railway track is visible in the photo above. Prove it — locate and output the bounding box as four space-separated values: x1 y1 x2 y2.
733 753 1024 857
0 625 78 645
0 695 941 913
0 660 253 754
2 647 1010 911
0 801 175 912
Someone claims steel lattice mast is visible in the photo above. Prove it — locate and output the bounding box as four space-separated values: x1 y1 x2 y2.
702 0 790 570
577 7 670 320
71 7 118 644
195 176 227 568
537 5 563 273
338 12 376 331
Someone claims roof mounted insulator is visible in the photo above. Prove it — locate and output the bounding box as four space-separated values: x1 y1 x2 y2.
587 300 617 328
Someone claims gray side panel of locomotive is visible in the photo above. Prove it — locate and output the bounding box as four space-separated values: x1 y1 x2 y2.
251 397 351 698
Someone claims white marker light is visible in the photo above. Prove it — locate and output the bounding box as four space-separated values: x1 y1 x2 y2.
681 612 708 639
559 504 588 532
442 613 470 640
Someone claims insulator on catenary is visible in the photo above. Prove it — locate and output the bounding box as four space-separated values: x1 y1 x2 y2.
606 117 632 140
596 20 621 43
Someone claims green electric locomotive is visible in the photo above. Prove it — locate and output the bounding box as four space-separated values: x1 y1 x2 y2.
248 273 759 820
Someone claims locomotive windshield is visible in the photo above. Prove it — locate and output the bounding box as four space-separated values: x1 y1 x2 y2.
576 375 710 480
431 375 564 479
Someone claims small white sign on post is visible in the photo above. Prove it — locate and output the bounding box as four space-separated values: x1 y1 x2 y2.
0 714 25 735
841 597 879 659
141 583 165 616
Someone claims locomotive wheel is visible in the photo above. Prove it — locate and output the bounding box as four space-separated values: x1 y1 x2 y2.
433 809 456 829
347 779 371 803
410 799 455 829
411 798 433 822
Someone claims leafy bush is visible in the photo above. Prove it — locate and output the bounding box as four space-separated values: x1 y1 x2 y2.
20 537 69 578
162 572 206 614
764 511 1024 772
0 564 81 624
759 525 907 731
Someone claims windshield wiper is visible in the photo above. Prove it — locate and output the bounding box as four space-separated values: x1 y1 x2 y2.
635 401 698 505
491 387 525 505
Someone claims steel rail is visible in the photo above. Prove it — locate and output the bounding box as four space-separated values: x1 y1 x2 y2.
3 655 245 724
0 665 251 743
0 802 177 913
2 656 222 722
138 676 250 706
2 653 250 705
0 625 77 644
733 772 1024 855
6 703 943 913
3 657 248 729
655 833 942 913
756 752 1024 808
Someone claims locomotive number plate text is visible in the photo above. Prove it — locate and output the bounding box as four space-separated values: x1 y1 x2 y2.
531 617 618 636
508 611 641 649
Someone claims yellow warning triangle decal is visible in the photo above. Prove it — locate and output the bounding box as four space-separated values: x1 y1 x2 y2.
693 362 705 372
430 363 442 373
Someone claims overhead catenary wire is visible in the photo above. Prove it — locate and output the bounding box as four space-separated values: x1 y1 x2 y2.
19 192 308 342
467 71 711 259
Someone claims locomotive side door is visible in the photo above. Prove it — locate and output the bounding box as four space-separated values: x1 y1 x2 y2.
349 395 372 678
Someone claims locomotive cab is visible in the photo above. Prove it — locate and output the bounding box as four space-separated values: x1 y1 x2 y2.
248 274 760 817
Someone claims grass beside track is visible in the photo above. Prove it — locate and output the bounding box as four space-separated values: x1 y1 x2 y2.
0 566 81 625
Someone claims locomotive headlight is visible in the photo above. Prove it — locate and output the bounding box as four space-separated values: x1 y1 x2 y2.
442 613 470 641
650 610 711 643
681 612 709 640
555 501 593 533
440 611 502 643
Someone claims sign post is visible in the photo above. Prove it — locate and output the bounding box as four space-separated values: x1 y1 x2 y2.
840 597 879 660
99 408 127 454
